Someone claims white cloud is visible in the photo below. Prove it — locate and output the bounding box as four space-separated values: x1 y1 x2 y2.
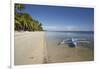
43 26 75 31
43 25 92 31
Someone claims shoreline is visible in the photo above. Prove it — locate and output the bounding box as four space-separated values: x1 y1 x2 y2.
14 31 94 65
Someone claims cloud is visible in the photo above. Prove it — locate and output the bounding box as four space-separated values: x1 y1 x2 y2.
43 25 93 31
43 26 74 31
43 26 58 30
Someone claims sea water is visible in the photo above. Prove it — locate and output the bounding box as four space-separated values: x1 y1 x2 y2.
46 31 94 63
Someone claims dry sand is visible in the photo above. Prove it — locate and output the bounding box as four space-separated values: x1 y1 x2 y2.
14 31 46 65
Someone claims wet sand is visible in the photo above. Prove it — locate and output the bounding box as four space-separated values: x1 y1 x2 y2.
46 41 94 63
14 31 46 65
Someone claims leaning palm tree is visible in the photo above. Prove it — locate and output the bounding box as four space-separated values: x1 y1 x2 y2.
23 13 33 31
15 19 22 30
15 4 25 31
14 4 44 31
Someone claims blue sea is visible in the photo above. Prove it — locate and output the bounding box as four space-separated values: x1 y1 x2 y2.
46 31 94 48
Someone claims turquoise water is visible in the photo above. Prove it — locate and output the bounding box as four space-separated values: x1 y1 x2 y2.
46 31 94 48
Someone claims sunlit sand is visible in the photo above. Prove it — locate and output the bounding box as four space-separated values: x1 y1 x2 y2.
14 31 46 65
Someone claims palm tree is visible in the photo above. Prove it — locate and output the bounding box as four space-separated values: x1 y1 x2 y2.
38 23 43 31
15 4 25 11
14 4 43 31
15 19 22 30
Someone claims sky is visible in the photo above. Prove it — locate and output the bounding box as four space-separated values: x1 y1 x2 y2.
22 4 94 31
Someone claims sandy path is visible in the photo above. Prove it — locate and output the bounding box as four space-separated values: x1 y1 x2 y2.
14 32 45 65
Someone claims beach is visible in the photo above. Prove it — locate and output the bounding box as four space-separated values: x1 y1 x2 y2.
14 4 94 65
14 31 94 65
14 31 46 65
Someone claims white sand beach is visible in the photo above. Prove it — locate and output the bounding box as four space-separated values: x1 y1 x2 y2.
14 31 46 65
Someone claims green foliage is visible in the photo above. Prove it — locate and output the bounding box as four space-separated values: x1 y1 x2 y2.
15 4 25 13
14 4 43 31
15 13 43 31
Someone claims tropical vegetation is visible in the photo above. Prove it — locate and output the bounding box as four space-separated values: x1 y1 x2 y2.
15 4 43 31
